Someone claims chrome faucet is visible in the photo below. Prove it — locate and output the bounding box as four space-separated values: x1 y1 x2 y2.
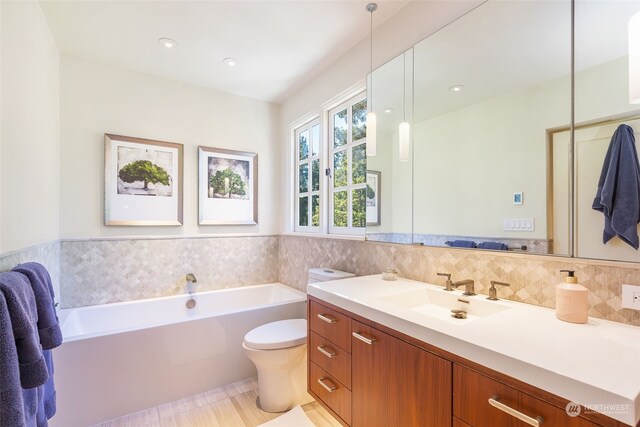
186 273 197 284
452 279 476 296
437 272 454 291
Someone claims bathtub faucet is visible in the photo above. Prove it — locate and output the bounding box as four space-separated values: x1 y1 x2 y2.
186 273 197 295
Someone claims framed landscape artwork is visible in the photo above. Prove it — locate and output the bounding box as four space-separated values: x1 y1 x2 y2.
104 134 183 226
366 170 381 226
198 146 258 225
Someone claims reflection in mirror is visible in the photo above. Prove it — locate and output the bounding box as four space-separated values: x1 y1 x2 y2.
572 0 640 262
412 0 571 255
366 50 414 243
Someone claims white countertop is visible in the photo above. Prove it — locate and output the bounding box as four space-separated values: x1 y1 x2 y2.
307 275 640 426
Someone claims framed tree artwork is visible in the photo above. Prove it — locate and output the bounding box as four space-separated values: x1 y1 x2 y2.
198 146 258 225
366 170 381 226
104 134 183 226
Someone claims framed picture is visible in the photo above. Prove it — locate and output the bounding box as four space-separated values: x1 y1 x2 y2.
104 134 183 226
198 146 258 225
366 170 381 226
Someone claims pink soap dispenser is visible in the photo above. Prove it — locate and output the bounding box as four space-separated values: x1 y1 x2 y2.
555 270 589 324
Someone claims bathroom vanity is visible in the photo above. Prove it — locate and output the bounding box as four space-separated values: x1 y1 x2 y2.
306 275 640 427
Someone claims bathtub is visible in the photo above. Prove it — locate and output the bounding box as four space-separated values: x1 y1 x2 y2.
50 283 307 427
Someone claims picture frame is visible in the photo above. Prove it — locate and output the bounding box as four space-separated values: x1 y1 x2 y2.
198 146 258 225
104 134 183 226
366 170 381 226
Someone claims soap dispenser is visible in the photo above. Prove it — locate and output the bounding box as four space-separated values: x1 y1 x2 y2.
555 270 589 324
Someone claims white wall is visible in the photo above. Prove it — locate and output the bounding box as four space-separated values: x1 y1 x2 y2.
60 56 281 238
279 0 482 231
1 0 60 254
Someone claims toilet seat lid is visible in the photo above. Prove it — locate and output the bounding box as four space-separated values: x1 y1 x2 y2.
244 319 307 350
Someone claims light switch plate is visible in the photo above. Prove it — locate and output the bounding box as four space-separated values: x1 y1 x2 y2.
621 284 640 310
503 218 534 231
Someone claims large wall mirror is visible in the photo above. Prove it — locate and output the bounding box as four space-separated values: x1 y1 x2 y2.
367 0 640 263
366 50 414 244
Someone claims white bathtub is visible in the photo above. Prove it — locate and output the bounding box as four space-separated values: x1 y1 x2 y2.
50 283 307 427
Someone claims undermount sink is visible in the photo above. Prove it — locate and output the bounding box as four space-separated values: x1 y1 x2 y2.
377 287 511 323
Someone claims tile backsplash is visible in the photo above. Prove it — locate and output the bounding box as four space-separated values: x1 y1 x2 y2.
279 235 640 326
3 235 638 326
59 236 279 308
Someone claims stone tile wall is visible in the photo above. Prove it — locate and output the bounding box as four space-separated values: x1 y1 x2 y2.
60 236 279 308
0 241 61 304
279 235 640 326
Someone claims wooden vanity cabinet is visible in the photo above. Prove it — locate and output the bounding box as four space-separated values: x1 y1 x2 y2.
308 297 622 427
309 299 452 427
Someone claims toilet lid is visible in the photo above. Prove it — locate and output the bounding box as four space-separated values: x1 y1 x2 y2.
244 319 307 350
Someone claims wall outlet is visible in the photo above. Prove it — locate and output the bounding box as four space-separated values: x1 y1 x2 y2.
621 284 640 310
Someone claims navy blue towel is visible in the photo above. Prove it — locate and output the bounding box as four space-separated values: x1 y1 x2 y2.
12 263 62 350
592 124 640 249
450 240 476 248
0 272 48 389
477 242 508 251
0 293 26 426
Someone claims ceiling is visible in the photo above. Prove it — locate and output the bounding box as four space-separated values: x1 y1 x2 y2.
372 0 640 126
40 0 409 103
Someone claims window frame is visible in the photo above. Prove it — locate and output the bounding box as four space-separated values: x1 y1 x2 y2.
327 93 367 236
293 118 322 233
289 83 367 238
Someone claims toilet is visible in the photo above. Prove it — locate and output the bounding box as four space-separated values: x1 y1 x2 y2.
243 268 355 412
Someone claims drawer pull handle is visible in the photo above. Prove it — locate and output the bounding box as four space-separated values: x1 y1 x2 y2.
317 377 337 393
488 396 543 426
317 345 336 358
317 313 336 324
352 331 376 345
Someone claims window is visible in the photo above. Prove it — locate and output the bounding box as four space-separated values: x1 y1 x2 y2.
292 91 367 236
328 94 367 234
294 119 321 231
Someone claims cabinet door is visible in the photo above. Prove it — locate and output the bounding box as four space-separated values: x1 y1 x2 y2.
351 320 394 427
393 339 452 427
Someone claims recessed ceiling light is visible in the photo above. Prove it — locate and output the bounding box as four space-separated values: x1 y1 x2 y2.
449 85 464 92
223 57 238 67
384 108 394 114
158 38 177 49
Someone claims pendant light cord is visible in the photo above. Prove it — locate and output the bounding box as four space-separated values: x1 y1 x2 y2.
367 3 377 111
370 5 374 111
403 53 406 122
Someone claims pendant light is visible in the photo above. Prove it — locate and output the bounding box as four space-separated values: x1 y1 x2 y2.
366 3 377 156
399 53 410 162
630 11 640 104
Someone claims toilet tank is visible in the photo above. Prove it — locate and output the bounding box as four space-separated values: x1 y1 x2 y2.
308 268 355 284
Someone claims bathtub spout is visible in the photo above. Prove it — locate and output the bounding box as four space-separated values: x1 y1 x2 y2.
186 273 197 295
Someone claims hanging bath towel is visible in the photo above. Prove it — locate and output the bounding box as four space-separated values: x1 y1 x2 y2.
592 124 640 249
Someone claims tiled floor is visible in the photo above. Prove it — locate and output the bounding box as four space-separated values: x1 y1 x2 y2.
94 377 341 427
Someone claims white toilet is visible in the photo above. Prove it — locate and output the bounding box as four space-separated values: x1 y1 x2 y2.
243 268 354 412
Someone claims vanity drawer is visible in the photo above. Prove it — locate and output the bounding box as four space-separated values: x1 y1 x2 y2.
454 365 595 427
309 331 351 389
310 362 351 426
309 301 351 352
454 364 523 426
